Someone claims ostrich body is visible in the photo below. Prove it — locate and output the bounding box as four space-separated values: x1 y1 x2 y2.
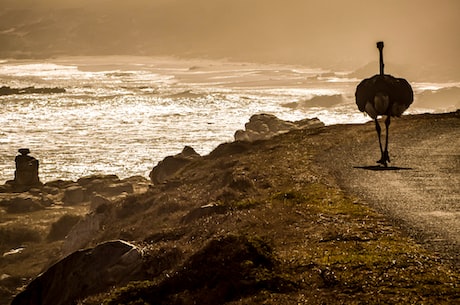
355 41 413 166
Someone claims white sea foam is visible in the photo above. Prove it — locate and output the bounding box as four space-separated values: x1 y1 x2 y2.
0 57 456 183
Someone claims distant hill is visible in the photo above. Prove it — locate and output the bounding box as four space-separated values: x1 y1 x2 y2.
1 0 459 81
349 61 460 83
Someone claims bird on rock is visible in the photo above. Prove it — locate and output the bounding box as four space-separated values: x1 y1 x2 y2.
355 41 414 167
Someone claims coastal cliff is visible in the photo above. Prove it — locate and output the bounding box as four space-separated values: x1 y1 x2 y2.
1 111 459 305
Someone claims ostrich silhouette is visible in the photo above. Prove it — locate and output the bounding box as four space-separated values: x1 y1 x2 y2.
355 41 414 167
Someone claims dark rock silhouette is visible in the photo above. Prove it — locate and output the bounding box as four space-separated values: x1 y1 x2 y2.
11 240 144 305
355 42 414 166
0 86 65 96
12 148 42 191
149 146 201 184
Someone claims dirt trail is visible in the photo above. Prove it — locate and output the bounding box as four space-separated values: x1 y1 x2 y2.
315 111 460 267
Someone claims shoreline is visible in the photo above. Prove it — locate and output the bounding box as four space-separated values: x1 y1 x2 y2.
1 110 459 304
1 107 457 186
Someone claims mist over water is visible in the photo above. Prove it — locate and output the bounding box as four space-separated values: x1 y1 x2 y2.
0 57 458 183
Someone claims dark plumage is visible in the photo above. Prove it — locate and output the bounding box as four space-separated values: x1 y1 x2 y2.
355 42 413 166
356 74 413 117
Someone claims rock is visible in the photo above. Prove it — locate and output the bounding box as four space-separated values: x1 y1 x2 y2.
0 184 13 193
77 174 120 189
0 194 44 213
99 182 134 197
62 185 86 205
11 240 144 305
89 194 112 212
208 141 252 158
44 180 75 189
295 117 324 129
149 146 201 184
0 86 66 96
121 175 151 193
42 185 60 195
234 113 324 142
234 129 250 141
77 175 134 197
12 148 42 191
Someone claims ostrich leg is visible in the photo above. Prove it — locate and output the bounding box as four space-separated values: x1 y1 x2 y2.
382 115 391 166
374 119 385 165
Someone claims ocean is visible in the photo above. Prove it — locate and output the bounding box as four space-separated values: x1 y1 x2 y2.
0 56 458 184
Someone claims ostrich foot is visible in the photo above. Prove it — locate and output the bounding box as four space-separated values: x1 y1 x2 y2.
377 151 390 167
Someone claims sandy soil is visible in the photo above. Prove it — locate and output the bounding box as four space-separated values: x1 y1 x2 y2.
314 111 460 267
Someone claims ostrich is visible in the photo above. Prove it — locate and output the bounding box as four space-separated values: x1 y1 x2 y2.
355 41 414 167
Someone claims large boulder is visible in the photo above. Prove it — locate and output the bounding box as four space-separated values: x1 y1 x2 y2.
149 146 201 184
234 113 324 142
11 240 144 305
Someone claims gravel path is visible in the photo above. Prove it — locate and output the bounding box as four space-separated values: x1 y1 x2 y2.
315 111 460 267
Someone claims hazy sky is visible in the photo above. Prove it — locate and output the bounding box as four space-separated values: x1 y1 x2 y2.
1 0 459 72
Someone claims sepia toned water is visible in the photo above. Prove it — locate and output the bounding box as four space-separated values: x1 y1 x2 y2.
0 56 455 183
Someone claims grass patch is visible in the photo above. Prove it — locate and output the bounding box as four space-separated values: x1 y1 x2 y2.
229 198 262 210
100 235 293 305
268 183 460 303
47 214 82 241
89 182 459 304
0 225 41 249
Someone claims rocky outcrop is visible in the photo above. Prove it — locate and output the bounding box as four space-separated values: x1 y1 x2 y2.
234 113 324 142
0 86 66 96
1 174 149 214
11 240 144 305
149 115 323 185
149 146 201 184
5 148 43 192
77 174 136 198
